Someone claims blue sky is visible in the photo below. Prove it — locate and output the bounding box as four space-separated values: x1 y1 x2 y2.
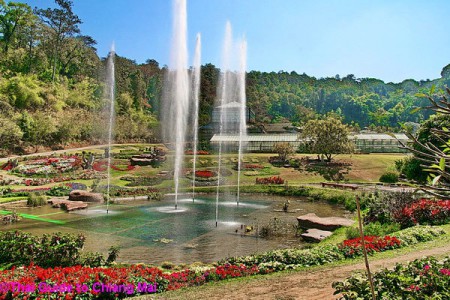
20 0 450 83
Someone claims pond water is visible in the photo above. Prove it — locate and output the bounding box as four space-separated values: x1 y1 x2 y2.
0 195 349 265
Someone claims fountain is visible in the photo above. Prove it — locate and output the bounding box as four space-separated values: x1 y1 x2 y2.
214 22 248 225
191 34 202 201
105 43 115 214
162 0 190 210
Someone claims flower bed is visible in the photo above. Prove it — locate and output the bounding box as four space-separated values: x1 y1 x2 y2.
338 236 401 258
0 262 261 299
221 226 445 272
256 176 285 185
242 164 264 170
185 150 210 155
93 160 135 172
14 156 81 176
333 256 450 299
195 170 215 178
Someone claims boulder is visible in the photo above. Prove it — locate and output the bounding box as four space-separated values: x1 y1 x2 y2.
301 228 333 242
297 213 354 231
48 198 88 211
69 190 104 203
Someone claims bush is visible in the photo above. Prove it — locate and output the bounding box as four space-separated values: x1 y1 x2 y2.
0 231 119 269
345 222 401 239
333 256 450 299
364 191 416 225
26 192 47 207
394 199 450 228
379 171 399 183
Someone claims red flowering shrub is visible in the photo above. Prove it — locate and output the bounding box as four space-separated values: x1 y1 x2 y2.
394 199 450 228
255 176 285 185
338 235 401 258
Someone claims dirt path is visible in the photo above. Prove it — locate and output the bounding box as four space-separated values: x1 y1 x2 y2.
146 244 450 300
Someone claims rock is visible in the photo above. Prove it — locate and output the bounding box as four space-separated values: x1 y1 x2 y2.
48 198 88 211
297 213 354 231
69 190 104 203
301 229 333 242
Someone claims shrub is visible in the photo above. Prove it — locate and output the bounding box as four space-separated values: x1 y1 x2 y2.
379 171 399 183
364 191 416 225
333 256 450 299
255 176 285 185
394 199 450 228
345 222 401 239
0 231 118 269
26 192 47 207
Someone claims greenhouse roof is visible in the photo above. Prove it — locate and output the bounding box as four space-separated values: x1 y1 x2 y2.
210 133 410 142
349 133 409 140
211 134 299 142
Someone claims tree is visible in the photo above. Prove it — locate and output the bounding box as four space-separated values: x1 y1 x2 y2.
35 0 82 81
300 116 354 162
400 87 450 196
0 1 33 53
273 142 294 162
0 116 23 153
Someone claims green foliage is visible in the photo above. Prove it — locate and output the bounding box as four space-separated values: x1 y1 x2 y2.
0 231 119 268
396 156 428 183
221 225 444 274
345 222 401 239
333 256 450 299
300 116 354 162
379 171 399 183
26 192 46 207
364 191 416 225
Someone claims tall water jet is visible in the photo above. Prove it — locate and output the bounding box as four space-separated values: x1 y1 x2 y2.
163 0 190 209
191 34 201 201
105 43 115 214
236 38 247 206
215 21 233 227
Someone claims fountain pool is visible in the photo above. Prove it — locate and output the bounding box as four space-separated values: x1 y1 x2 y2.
0 195 348 265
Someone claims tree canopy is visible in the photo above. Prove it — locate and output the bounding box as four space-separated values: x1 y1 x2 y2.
300 116 354 162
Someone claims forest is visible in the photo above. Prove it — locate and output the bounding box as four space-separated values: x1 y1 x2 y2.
1 0 450 155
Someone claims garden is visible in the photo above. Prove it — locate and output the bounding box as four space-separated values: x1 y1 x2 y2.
0 145 449 299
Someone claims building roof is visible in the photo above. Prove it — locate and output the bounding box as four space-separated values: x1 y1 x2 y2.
349 133 409 140
210 133 410 143
211 134 299 142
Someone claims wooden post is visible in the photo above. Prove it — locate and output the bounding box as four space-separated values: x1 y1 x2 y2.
356 196 376 300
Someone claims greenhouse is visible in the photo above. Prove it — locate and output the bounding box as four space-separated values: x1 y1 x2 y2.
210 133 410 153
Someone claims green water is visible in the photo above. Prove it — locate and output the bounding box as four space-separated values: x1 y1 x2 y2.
0 195 347 264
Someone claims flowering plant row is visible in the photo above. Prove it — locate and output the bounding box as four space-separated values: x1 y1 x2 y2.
255 176 285 185
221 226 445 272
338 235 401 258
242 164 264 170
394 199 450 227
333 256 450 299
185 150 210 155
0 263 262 299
